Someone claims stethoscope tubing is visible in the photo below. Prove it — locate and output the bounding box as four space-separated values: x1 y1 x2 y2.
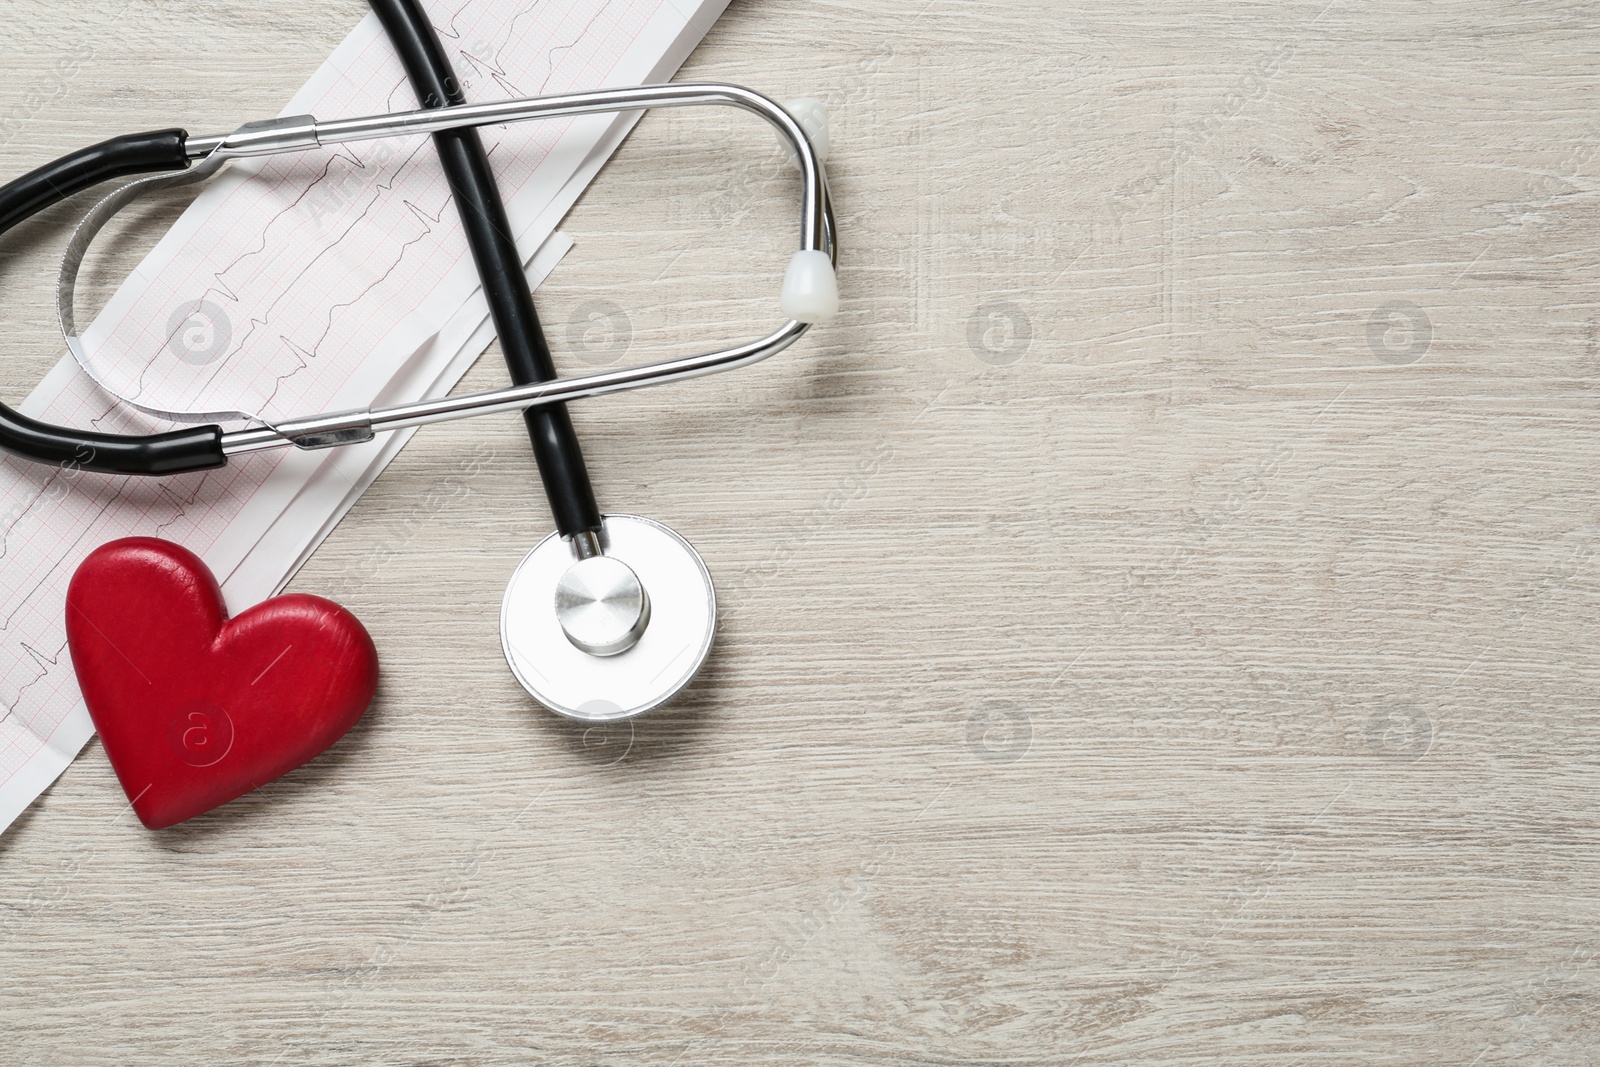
370 0 602 538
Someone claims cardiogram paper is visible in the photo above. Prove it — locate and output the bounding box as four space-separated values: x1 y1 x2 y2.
0 0 731 833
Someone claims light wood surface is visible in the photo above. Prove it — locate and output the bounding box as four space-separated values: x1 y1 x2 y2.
4 0 1600 1062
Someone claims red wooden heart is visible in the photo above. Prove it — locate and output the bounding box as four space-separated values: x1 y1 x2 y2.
65 537 379 829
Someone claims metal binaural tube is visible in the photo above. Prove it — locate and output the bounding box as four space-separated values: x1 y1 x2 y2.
185 83 831 257
191 84 836 462
220 321 812 456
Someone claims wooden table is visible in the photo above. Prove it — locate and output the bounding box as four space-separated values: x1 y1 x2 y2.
3 0 1598 1062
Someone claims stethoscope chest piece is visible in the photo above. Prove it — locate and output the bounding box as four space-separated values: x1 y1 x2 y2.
501 515 715 722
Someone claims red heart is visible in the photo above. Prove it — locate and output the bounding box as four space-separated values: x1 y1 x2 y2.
65 537 378 829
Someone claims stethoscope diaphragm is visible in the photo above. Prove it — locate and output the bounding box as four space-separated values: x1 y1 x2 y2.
500 515 715 722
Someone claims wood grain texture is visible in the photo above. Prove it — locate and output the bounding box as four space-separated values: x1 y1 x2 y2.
3 0 1600 1062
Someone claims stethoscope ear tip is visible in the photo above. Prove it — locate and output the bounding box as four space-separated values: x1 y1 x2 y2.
781 249 840 323
775 97 838 325
780 97 829 165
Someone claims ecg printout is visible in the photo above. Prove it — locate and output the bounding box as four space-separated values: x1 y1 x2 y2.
0 0 732 833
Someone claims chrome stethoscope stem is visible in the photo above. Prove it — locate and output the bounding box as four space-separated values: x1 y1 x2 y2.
219 321 811 455
184 83 830 255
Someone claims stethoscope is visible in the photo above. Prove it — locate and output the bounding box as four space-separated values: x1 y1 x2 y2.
0 0 838 723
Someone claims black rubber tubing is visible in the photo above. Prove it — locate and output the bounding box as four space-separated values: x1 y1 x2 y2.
370 0 603 537
0 129 187 234
0 130 227 475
